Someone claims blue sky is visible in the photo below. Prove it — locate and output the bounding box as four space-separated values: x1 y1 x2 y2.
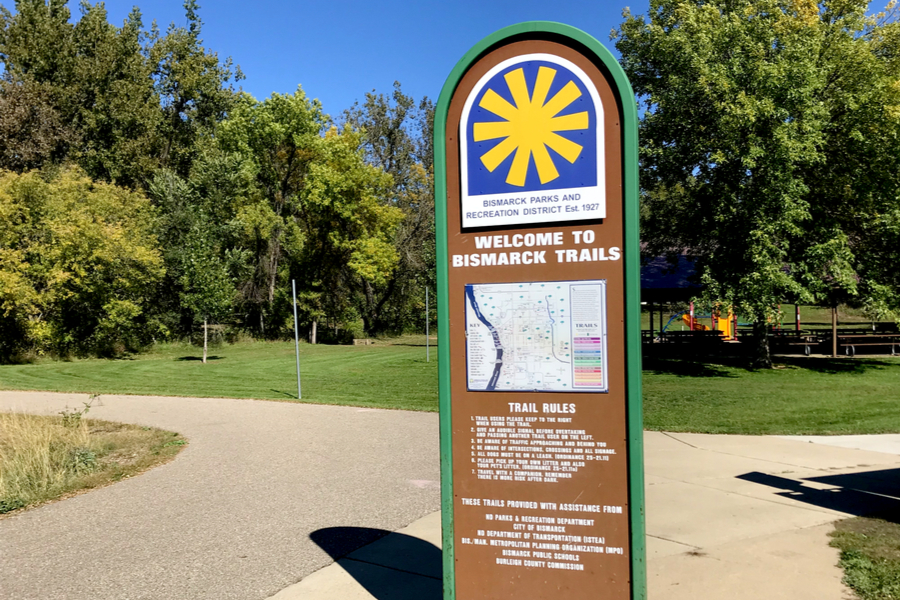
98 0 649 118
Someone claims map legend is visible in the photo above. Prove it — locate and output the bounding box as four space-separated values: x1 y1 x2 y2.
573 337 604 387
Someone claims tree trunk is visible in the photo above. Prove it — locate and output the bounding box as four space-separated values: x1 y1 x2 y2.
363 280 377 336
203 317 208 364
751 321 772 369
310 320 317 345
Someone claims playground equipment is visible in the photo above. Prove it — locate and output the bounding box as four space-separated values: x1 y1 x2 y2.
680 311 735 338
659 303 746 340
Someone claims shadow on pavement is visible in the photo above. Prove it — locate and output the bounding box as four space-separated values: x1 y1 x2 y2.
310 526 442 600
738 468 900 523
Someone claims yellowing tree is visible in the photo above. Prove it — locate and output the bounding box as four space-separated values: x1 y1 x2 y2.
0 168 164 359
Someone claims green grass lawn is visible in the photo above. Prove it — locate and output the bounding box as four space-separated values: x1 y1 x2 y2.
831 518 900 600
0 337 438 412
2 338 900 434
643 356 900 434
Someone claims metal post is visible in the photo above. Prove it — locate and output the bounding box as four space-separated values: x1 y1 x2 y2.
292 279 302 399
832 304 838 358
796 304 801 332
426 287 430 363
660 304 664 336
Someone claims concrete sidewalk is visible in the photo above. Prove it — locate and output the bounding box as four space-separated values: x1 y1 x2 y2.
2 392 899 599
273 432 900 600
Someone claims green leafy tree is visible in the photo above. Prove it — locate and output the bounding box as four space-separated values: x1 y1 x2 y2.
0 0 74 85
615 0 900 366
147 150 250 338
0 1 160 185
178 224 234 363
342 83 436 334
216 88 403 336
796 0 900 319
147 0 243 177
0 0 241 187
298 126 402 335
215 88 323 335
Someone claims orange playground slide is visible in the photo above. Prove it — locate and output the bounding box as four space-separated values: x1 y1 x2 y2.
682 312 734 337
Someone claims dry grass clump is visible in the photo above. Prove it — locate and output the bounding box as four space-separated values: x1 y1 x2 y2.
0 402 186 514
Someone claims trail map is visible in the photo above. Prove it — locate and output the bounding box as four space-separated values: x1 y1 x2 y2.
465 280 608 392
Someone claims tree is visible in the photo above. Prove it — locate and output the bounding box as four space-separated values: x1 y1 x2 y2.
0 75 73 172
0 0 241 187
0 1 160 185
148 160 245 353
178 224 234 363
342 83 436 334
147 0 243 177
215 88 325 335
615 0 900 367
796 1 900 319
0 168 164 360
297 126 402 335
215 88 404 336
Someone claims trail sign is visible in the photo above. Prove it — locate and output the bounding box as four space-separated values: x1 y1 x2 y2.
435 23 645 599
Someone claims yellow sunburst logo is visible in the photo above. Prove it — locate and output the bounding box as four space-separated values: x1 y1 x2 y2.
473 66 589 187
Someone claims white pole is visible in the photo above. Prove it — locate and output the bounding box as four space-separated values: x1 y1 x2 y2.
426 287 430 363
292 279 302 399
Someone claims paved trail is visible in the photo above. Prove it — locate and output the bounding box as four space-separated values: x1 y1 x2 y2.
4 391 900 600
0 392 440 600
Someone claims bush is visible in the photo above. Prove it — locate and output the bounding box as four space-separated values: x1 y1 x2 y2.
0 168 165 361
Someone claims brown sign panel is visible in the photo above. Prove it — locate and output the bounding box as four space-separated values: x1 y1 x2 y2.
444 38 631 599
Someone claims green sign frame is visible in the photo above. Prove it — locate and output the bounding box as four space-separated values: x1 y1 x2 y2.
434 21 645 599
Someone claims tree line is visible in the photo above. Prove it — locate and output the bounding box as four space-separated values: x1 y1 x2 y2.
0 0 434 361
615 0 900 365
2 0 898 367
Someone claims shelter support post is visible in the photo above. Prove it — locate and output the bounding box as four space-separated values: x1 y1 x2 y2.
832 305 838 358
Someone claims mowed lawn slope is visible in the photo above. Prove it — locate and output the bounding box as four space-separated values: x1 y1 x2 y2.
643 356 900 435
3 341 900 434
0 340 438 412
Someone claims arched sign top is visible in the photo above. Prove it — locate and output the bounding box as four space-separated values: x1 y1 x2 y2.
434 22 645 600
436 21 638 142
460 53 606 228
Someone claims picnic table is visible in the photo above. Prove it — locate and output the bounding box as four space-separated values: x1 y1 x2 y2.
769 330 819 356
829 332 900 356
